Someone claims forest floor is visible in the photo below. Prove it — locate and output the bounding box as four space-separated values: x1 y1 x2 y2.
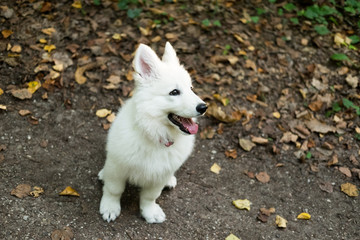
0 0 359 239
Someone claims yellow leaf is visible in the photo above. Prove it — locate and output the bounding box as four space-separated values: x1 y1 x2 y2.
112 33 122 40
28 80 41 94
297 212 311 220
30 186 44 198
341 182 359 197
213 93 229 106
11 45 22 53
0 88 3 96
273 112 281 119
232 199 251 211
39 38 47 44
71 0 82 9
210 163 221 174
96 109 112 118
225 234 241 240
1 29 13 38
106 113 116 123
0 104 6 110
59 186 80 197
275 215 287 228
44 44 56 53
41 27 56 36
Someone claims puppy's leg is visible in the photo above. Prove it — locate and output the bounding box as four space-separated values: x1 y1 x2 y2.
99 169 126 222
140 184 166 223
165 175 177 189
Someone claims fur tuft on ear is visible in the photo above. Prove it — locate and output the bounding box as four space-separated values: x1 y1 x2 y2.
162 42 179 65
133 44 162 79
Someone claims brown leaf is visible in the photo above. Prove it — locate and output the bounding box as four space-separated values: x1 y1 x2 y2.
280 131 298 143
11 184 31 198
338 167 352 177
75 60 105 85
225 149 237 159
258 207 275 222
305 119 336 134
255 171 270 183
251 136 269 145
51 226 74 240
239 138 256 152
11 89 32 100
59 186 80 197
206 102 244 123
319 181 333 193
30 186 44 198
245 59 256 71
19 109 31 116
210 55 239 65
1 29 13 38
200 126 215 139
308 100 323 112
327 154 338 166
349 155 359 166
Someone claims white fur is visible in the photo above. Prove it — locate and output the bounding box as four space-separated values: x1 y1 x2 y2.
99 42 205 223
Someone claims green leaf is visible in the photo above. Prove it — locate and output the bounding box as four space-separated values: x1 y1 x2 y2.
201 19 211 27
213 20 222 27
290 17 299 24
278 8 284 16
256 8 267 15
127 8 142 18
332 102 342 112
250 16 260 23
268 0 276 3
93 0 101 5
349 35 360 44
343 98 355 109
331 53 349 61
306 151 312 159
355 133 360 140
283 3 296 11
314 25 330 35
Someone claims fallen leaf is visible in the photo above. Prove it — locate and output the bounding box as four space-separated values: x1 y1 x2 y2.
0 105 6 110
0 88 3 95
200 126 216 139
245 59 256 71
213 93 229 106
319 181 333 193
257 207 275 223
106 113 116 123
210 163 221 174
11 184 31 199
210 55 239 65
59 186 80 197
339 167 352 177
29 186 44 198
11 89 32 100
96 109 112 118
28 80 41 94
305 119 336 134
255 171 270 183
41 27 56 36
19 109 31 116
1 29 13 38
275 215 287 228
225 234 241 240
126 70 134 81
206 102 245 123
297 212 311 220
112 33 122 40
75 61 105 85
51 226 74 240
225 149 237 159
346 75 358 88
251 136 269 145
232 199 251 211
327 154 339 166
239 138 256 151
273 112 281 119
39 38 47 44
280 131 298 143
341 183 358 197
308 100 323 112
11 45 22 53
71 0 82 8
44 44 56 52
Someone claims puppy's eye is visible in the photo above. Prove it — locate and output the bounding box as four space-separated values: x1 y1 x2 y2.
169 89 180 96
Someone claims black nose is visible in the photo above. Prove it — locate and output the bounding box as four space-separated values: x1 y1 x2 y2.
196 103 207 114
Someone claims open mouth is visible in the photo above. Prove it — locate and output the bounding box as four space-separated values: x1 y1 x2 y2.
168 113 198 134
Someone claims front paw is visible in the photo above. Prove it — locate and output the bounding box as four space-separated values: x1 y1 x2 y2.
100 195 121 222
141 203 166 223
165 175 177 189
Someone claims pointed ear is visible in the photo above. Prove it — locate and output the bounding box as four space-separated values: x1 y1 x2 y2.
133 44 162 79
162 42 179 65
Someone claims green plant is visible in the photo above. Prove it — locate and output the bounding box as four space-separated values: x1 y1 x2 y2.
314 25 330 35
283 3 297 12
201 19 222 27
330 53 350 62
118 0 142 19
223 44 231 55
326 98 360 117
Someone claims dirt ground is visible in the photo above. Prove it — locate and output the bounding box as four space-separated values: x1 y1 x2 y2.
0 1 359 239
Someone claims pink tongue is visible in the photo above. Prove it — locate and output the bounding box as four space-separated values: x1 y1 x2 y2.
183 119 198 134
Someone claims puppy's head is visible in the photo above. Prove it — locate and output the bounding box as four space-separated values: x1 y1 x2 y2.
132 42 207 135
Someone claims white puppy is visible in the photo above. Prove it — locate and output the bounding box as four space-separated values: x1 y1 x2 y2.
98 42 207 223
